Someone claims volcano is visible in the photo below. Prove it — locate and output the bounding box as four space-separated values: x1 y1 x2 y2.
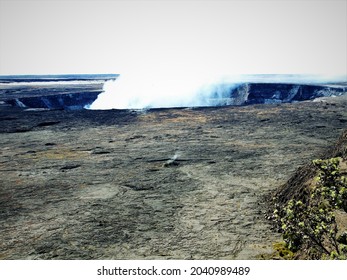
1 75 346 110
0 76 347 259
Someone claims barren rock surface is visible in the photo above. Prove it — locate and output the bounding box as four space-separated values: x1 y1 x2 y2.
1 96 347 259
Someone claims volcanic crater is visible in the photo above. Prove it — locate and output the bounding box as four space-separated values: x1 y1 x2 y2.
0 79 347 259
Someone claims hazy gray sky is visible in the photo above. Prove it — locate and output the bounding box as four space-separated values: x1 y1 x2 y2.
0 0 346 76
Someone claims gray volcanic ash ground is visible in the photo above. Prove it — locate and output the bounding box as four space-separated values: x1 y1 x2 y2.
0 78 347 259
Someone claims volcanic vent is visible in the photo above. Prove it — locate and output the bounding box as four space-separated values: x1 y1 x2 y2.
1 75 346 110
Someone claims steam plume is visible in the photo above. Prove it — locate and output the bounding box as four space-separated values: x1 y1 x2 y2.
89 70 234 110
89 73 346 110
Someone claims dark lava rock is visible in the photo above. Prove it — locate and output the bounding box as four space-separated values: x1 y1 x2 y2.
0 79 108 110
0 85 347 260
244 83 346 104
0 75 117 107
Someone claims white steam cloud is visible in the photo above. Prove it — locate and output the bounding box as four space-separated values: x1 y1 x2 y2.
89 71 235 110
84 1 346 111
88 73 346 110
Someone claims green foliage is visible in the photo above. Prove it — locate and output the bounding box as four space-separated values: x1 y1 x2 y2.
272 242 295 260
274 158 347 259
312 158 347 212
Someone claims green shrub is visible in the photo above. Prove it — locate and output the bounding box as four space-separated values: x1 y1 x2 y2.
273 242 295 259
274 158 347 259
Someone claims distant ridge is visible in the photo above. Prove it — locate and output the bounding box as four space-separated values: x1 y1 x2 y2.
0 74 119 83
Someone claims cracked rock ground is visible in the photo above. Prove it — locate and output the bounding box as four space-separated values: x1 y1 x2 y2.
1 96 347 259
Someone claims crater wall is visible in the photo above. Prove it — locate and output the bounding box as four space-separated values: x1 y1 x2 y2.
1 80 346 110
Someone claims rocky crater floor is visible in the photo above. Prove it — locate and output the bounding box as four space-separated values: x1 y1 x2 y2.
1 92 347 259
